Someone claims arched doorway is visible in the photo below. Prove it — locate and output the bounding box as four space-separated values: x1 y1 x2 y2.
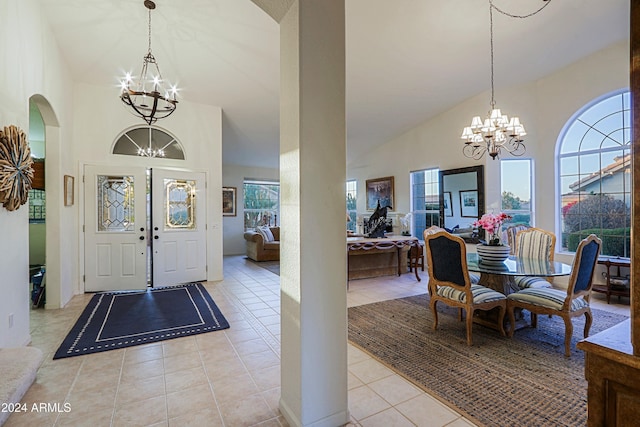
29 94 66 309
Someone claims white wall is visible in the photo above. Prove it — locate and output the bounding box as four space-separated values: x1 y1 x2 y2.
0 0 75 347
222 164 279 255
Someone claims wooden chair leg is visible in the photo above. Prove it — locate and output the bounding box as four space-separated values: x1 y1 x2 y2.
496 305 506 337
466 308 474 346
431 300 439 331
584 309 593 338
562 315 573 358
531 312 538 328
507 305 516 338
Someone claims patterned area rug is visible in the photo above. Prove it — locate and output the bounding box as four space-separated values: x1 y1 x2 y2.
348 294 628 427
54 283 229 359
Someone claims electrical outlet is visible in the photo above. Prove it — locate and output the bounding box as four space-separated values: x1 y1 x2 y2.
8 313 14 328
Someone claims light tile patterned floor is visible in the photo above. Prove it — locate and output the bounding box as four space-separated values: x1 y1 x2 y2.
6 255 629 427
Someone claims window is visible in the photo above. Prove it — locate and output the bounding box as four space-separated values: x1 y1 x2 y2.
243 180 279 230
346 180 357 232
410 168 439 239
28 189 46 222
501 159 532 227
558 90 631 257
113 126 185 159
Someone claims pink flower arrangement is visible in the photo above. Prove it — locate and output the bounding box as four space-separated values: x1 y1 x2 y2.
472 212 512 246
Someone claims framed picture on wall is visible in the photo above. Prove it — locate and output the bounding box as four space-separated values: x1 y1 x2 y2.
460 190 478 218
365 176 394 210
222 187 236 216
64 175 74 206
443 191 453 217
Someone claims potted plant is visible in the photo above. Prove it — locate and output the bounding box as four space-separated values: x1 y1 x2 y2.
472 212 512 264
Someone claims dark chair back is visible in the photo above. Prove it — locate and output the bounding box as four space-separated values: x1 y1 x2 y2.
570 235 601 294
426 232 468 288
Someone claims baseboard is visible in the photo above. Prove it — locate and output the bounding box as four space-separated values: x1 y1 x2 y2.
279 397 350 427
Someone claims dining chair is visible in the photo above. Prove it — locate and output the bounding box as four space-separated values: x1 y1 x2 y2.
512 227 557 290
423 226 480 285
506 234 602 357
425 230 507 346
501 224 531 255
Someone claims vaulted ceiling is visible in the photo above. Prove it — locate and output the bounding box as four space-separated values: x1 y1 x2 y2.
36 0 629 168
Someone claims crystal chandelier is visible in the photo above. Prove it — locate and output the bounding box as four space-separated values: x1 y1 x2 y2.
137 147 165 158
120 0 178 125
461 1 551 160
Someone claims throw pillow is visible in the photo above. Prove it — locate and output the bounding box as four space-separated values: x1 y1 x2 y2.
261 226 275 242
255 226 274 242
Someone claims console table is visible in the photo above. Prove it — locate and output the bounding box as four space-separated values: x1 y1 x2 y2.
347 236 420 282
592 256 630 304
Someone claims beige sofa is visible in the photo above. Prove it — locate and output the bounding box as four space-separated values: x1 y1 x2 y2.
243 226 280 261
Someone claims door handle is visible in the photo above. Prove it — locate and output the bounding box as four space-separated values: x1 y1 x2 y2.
139 236 145 241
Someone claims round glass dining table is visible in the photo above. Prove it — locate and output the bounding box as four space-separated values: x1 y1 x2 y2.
466 253 572 295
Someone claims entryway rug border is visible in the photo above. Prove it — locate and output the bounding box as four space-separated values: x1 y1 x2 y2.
53 282 229 360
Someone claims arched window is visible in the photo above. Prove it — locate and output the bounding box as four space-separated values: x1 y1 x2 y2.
558 90 631 257
113 126 185 159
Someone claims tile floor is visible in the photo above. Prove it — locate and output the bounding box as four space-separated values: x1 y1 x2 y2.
6 255 630 427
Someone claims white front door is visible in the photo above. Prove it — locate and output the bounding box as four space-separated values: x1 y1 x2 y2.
150 169 207 287
84 166 208 292
84 165 148 292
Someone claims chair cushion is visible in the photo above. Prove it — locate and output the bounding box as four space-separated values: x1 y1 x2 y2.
514 276 552 290
469 272 481 284
507 288 589 312
437 283 506 304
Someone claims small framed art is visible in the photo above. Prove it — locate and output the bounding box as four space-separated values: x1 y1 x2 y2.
64 175 74 206
365 176 394 210
460 190 478 218
222 186 237 216
443 191 453 217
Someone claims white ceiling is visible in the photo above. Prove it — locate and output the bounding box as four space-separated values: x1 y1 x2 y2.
36 0 629 169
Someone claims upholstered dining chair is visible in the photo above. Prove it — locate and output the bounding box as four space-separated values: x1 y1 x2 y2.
425 230 507 346
501 224 531 255
423 226 480 284
506 234 602 357
512 227 557 290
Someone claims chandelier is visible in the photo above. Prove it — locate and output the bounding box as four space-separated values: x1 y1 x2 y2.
120 0 178 125
461 0 551 160
137 147 165 158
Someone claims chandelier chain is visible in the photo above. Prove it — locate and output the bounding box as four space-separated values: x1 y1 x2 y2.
147 8 152 53
489 2 495 109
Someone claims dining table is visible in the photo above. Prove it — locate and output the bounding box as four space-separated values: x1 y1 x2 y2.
466 253 572 295
466 253 573 332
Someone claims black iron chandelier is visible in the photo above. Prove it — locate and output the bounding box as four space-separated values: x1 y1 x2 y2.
120 0 178 125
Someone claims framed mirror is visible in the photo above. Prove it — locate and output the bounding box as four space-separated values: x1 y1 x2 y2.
439 165 484 243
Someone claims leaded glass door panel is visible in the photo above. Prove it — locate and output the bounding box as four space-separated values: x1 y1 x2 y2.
84 165 148 291
150 169 207 287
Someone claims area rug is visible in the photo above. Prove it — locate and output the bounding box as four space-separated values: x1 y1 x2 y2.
348 294 628 427
54 283 229 359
